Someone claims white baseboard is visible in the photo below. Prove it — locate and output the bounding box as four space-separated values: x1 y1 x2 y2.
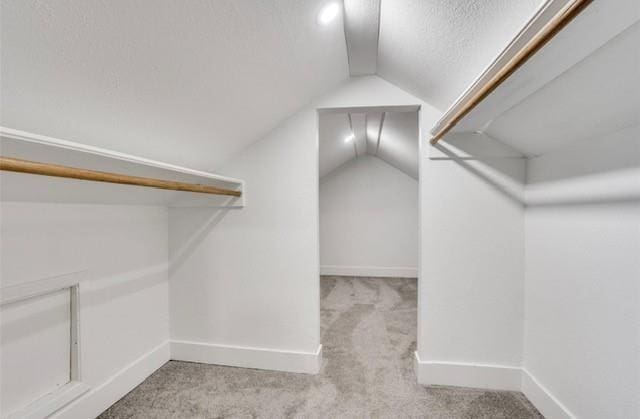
171 340 322 374
320 265 417 278
41 340 569 419
52 341 170 419
413 352 521 391
414 352 575 418
521 369 574 419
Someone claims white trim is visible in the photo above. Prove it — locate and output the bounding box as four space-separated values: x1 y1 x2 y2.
3 382 90 419
1 272 88 419
317 105 420 114
320 265 417 278
171 341 322 374
413 353 576 417
0 126 243 185
69 284 82 383
51 341 170 419
413 352 521 391
1 127 245 207
429 0 574 135
0 271 88 305
521 369 575 419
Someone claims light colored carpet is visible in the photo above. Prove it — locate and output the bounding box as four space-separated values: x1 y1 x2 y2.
100 276 542 418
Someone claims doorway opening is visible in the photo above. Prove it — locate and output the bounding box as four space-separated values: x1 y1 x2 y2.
316 106 421 397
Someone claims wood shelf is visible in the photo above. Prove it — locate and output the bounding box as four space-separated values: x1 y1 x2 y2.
0 127 245 207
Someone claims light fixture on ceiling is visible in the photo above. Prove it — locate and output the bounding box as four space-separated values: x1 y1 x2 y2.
318 3 340 25
344 133 355 143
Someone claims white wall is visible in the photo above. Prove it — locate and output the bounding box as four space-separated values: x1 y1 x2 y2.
319 155 418 277
0 203 169 418
169 76 441 373
416 133 527 390
522 126 640 419
169 107 322 371
169 76 528 386
0 76 534 416
0 75 546 417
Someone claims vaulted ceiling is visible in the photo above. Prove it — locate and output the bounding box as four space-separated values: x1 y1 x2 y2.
0 0 349 170
349 0 544 110
1 0 548 170
319 110 418 179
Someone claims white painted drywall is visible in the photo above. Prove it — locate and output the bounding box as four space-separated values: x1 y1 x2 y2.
169 76 437 364
523 126 640 419
169 76 527 382
169 107 322 356
0 203 169 417
319 155 418 277
419 133 526 368
0 74 532 414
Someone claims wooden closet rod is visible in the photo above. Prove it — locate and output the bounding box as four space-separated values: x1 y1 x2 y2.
430 0 592 145
0 156 242 197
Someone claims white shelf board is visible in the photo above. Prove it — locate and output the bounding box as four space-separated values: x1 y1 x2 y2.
0 127 245 207
430 0 640 137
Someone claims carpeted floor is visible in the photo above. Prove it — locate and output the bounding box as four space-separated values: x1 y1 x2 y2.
100 276 542 418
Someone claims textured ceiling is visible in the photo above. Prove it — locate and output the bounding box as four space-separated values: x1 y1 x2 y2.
4 0 627 168
319 110 418 179
485 20 640 157
0 0 349 170
376 0 544 111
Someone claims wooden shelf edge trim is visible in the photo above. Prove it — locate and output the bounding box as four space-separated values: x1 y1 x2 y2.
0 156 242 197
430 0 593 145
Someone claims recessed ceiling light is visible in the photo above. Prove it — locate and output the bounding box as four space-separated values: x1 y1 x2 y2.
318 3 340 25
344 133 355 143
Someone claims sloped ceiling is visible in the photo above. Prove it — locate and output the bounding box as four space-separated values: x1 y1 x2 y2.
0 0 349 170
319 110 418 179
5 0 603 168
376 0 544 111
485 21 640 156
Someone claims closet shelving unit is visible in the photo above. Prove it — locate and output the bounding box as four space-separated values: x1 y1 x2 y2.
0 127 245 208
428 0 634 145
0 127 245 418
426 0 639 207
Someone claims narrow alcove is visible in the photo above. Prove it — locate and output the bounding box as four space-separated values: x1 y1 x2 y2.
316 107 422 406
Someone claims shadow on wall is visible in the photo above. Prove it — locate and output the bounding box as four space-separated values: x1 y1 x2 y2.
525 125 640 207
433 142 525 207
83 263 168 308
433 124 640 208
430 131 526 207
1 262 168 345
1 300 69 346
168 208 232 276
